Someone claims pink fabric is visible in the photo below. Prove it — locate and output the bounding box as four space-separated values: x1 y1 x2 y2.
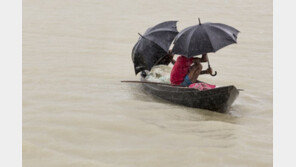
170 56 193 85
189 83 216 91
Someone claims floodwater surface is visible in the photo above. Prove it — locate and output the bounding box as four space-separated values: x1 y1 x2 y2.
23 0 273 166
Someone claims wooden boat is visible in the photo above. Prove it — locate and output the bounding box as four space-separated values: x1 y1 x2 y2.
140 78 239 113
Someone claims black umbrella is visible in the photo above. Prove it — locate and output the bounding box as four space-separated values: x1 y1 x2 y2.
142 21 178 52
132 21 178 75
172 18 239 57
131 36 168 75
172 18 239 76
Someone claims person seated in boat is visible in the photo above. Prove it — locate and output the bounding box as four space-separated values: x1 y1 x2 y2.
170 53 212 86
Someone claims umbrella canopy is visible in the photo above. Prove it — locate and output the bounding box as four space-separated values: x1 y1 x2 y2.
172 19 239 57
132 21 178 75
142 21 178 52
131 36 167 75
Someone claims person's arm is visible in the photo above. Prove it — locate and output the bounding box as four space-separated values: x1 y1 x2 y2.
200 67 212 75
192 54 208 64
192 57 201 64
200 53 208 62
200 70 208 75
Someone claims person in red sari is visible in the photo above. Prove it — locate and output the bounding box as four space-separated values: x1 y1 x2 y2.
170 53 212 86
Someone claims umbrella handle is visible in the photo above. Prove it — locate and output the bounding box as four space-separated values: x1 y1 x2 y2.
210 71 217 76
207 59 217 77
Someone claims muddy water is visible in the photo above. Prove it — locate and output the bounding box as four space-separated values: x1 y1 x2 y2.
23 0 272 166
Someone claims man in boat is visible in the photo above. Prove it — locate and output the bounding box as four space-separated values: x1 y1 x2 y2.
170 53 212 86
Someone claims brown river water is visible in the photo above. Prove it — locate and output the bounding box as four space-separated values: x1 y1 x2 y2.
23 0 273 166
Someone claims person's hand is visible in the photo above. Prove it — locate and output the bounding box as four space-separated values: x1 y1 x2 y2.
202 53 209 62
207 67 213 74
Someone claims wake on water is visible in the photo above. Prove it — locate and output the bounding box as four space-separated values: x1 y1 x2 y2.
145 65 172 83
146 65 221 88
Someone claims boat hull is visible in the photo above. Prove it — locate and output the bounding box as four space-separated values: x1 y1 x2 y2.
141 78 239 113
